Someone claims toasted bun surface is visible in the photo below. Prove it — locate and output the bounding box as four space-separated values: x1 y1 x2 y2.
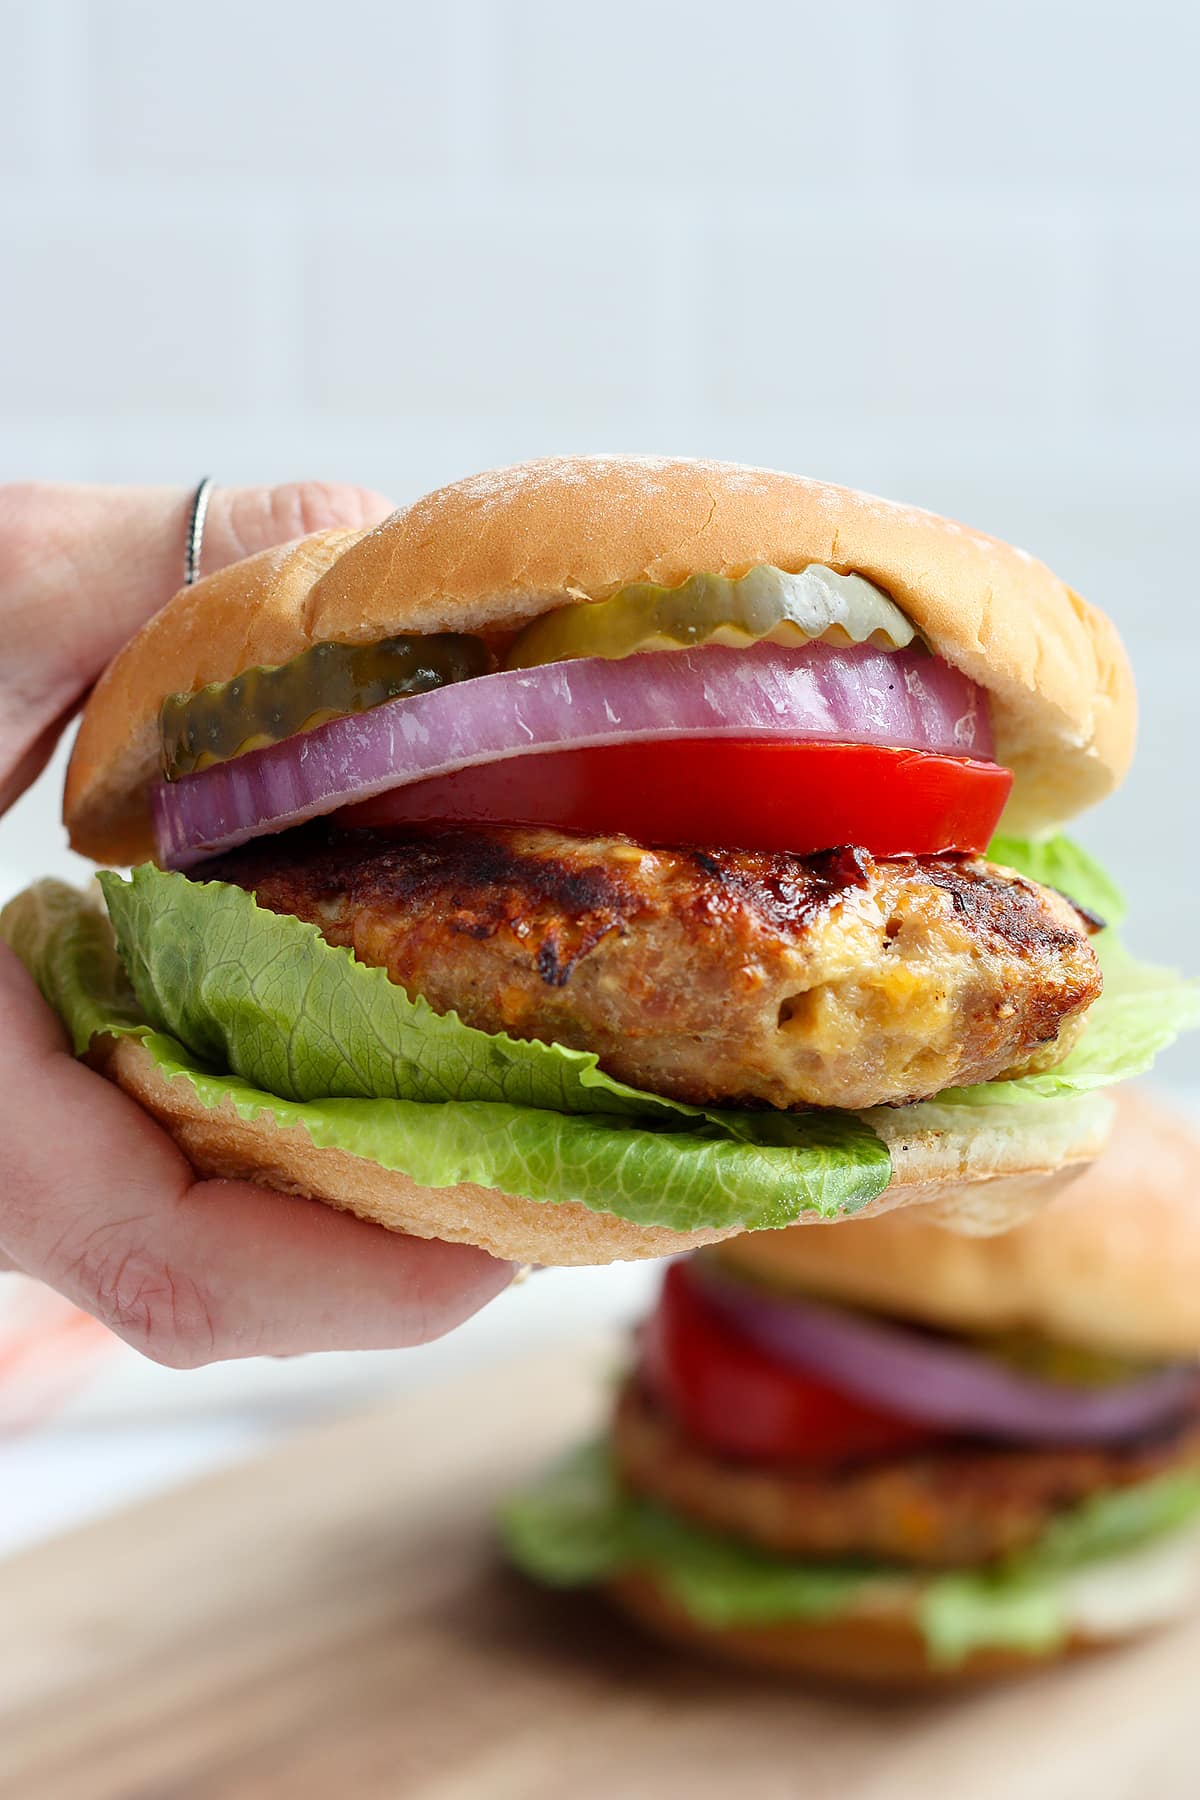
715 1089 1200 1358
93 1036 1108 1265
66 458 1135 865
608 1570 1099 1688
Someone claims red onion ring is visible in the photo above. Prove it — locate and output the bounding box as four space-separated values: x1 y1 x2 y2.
691 1262 1200 1448
153 642 991 869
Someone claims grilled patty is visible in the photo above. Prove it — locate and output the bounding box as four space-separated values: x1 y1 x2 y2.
204 823 1101 1112
614 1379 1200 1569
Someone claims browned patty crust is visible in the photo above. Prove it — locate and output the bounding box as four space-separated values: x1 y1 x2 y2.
613 1379 1200 1569
203 824 1101 1112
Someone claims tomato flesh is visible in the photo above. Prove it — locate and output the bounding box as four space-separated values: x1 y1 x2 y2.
341 739 1012 858
638 1262 939 1466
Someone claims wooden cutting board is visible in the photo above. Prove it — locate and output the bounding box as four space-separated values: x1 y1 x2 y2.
2 1345 1199 1800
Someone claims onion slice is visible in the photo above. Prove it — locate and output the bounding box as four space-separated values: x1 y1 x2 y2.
154 641 991 869
691 1262 1200 1448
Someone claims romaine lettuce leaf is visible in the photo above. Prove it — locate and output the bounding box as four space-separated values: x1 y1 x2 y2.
941 835 1200 1106
500 1440 1200 1663
0 878 890 1231
1029 1460 1200 1570
988 833 1127 927
501 1441 642 1587
1 875 145 1052
501 1443 889 1626
918 1466 1200 1662
915 1572 1067 1662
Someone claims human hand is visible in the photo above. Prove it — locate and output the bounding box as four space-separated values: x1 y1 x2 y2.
0 481 514 1364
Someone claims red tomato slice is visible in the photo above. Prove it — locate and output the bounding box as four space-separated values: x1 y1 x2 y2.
341 740 1012 858
638 1262 939 1466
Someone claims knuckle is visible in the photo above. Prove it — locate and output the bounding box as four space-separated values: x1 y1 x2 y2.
217 482 386 568
270 479 372 540
72 1227 219 1369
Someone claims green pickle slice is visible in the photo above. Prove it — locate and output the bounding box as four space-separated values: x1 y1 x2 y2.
965 1329 1165 1391
504 563 917 670
160 633 491 779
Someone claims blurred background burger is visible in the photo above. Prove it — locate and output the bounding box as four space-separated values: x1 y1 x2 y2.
506 1090 1200 1684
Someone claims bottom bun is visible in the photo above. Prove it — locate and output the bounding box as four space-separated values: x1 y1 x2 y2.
96 1037 1113 1266
858 1091 1114 1234
608 1571 1096 1689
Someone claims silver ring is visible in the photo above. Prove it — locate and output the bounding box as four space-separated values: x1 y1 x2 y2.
183 477 215 586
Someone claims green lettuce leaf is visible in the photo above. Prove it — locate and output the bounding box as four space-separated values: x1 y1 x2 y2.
914 1573 1067 1663
0 878 890 1232
1028 1462 1200 1570
501 1442 1200 1664
1 877 146 1052
501 1444 887 1626
501 1441 642 1587
940 835 1200 1107
988 832 1127 927
917 1466 1200 1662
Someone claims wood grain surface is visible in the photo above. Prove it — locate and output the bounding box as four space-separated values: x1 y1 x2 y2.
1 1344 1198 1800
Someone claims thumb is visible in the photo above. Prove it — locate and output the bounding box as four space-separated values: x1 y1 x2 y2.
0 479 395 811
2 476 394 682
196 480 396 578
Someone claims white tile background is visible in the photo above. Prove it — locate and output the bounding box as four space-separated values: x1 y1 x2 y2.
1 0 1199 1541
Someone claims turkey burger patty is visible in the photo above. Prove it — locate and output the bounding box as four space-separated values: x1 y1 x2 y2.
613 1376 1200 1568
204 823 1102 1113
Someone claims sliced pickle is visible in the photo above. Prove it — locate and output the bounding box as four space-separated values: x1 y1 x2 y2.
966 1329 1163 1390
504 564 917 670
160 633 491 779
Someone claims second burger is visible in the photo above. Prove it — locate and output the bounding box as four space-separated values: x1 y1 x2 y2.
506 1090 1200 1682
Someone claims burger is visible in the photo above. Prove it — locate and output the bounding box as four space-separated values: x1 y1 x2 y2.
504 1090 1200 1684
2 458 1194 1265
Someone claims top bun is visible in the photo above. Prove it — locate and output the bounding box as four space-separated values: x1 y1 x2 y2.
714 1089 1200 1360
65 457 1136 865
